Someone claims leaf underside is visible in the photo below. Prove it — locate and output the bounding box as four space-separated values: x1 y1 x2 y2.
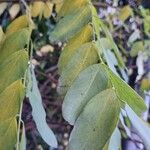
69 89 120 150
62 64 109 125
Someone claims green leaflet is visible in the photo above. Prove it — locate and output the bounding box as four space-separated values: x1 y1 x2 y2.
130 41 144 57
125 105 150 149
0 118 17 150
49 4 92 43
108 128 121 150
58 24 93 74
57 0 88 18
0 26 4 42
98 20 125 68
0 50 28 93
98 38 118 74
0 16 30 150
19 123 26 150
57 42 99 95
91 5 101 39
91 5 124 68
0 80 25 150
0 50 28 149
0 80 25 121
102 128 121 150
0 28 30 64
27 67 58 148
54 1 148 149
107 67 147 115
62 64 109 125
69 89 120 150
119 5 133 22
6 15 29 35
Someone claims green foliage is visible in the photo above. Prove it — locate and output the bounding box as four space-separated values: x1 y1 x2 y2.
69 89 120 150
19 124 26 150
49 0 148 149
27 67 58 148
0 51 28 93
49 0 91 43
58 24 93 74
57 0 88 17
119 5 133 21
0 17 29 149
62 64 109 125
6 15 29 35
58 42 99 95
0 13 57 149
0 80 25 150
141 8 150 37
125 105 150 149
108 67 147 115
1 0 149 149
130 41 144 57
108 128 121 150
0 29 29 64
0 118 17 150
0 80 25 120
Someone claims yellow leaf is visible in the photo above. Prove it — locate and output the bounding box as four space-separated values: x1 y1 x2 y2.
141 79 150 90
50 0 63 3
6 15 29 35
0 28 30 64
55 1 63 13
119 5 133 21
31 1 45 18
0 118 17 150
43 2 53 18
9 4 20 19
58 24 93 74
0 26 4 42
57 0 88 17
0 2 7 16
58 42 99 95
0 80 25 121
49 4 92 43
0 50 28 93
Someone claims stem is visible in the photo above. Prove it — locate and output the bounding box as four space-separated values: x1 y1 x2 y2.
16 102 23 150
16 1 33 149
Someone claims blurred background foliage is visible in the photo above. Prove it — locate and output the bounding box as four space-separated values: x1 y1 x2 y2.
0 0 150 149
